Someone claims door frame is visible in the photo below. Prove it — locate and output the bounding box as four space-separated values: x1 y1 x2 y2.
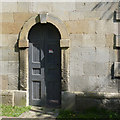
18 12 70 106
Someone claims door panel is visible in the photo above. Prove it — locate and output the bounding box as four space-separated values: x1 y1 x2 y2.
28 23 61 107
32 81 41 99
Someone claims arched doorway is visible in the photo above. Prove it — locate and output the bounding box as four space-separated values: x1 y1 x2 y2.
18 13 70 107
28 23 61 107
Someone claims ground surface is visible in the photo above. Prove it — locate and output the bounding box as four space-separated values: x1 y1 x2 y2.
1 106 59 119
19 106 59 119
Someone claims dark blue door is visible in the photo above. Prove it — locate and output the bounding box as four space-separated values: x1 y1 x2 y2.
28 23 61 107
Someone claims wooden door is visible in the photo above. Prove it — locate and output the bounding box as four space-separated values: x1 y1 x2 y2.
28 23 61 107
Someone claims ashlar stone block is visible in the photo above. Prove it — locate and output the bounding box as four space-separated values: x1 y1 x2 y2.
0 75 8 90
95 47 109 63
29 2 52 13
2 2 17 12
83 62 96 75
1 22 22 34
64 20 89 34
70 34 83 47
14 91 26 106
13 13 33 23
17 2 29 12
0 13 14 22
8 74 18 90
1 91 13 105
60 39 69 48
52 2 75 12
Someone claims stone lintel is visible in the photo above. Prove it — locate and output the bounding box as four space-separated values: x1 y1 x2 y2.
60 39 70 48
19 40 29 48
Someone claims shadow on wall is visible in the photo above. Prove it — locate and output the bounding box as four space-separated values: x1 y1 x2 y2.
76 92 120 111
91 2 117 21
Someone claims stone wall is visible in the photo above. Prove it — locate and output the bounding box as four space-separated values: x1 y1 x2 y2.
0 90 26 106
0 2 120 108
68 2 119 93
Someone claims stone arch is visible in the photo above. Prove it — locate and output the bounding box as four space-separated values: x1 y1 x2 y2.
18 12 70 105
19 13 69 48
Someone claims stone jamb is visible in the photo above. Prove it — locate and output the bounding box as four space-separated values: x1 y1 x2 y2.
18 12 70 106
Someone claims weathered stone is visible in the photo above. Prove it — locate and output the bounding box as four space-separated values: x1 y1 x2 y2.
87 20 96 34
14 91 26 106
84 11 105 20
95 62 109 76
76 97 102 111
29 2 52 13
96 76 109 92
114 62 120 77
114 34 120 48
70 34 83 47
0 75 8 90
1 91 13 105
105 34 114 47
60 39 69 48
69 76 90 92
75 2 99 12
8 74 18 90
70 59 83 76
1 22 23 34
8 48 19 61
91 2 118 12
62 91 75 110
64 20 89 34
0 34 7 46
17 2 29 12
102 98 120 110
109 49 118 63
13 13 33 23
96 20 115 34
83 62 96 75
95 47 109 63
81 47 96 62
7 34 18 47
2 2 17 12
114 22 119 35
1 75 8 90
0 61 9 75
52 3 75 12
52 11 69 21
88 76 99 90
76 92 120 111
1 34 18 47
0 13 14 22
8 61 19 74
0 47 8 61
94 34 106 47
19 40 29 48
0 34 2 46
69 11 84 20
19 49 28 90
39 12 47 23
82 34 95 47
